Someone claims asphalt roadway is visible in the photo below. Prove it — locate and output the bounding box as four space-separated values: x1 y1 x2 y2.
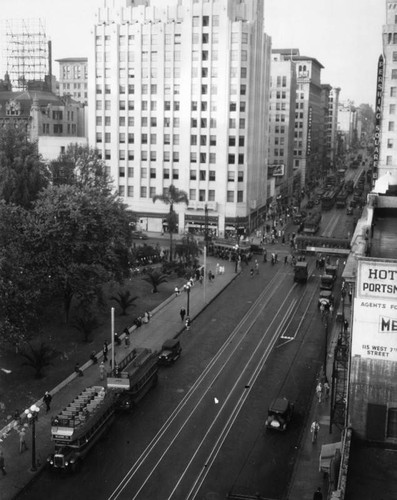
0 246 343 500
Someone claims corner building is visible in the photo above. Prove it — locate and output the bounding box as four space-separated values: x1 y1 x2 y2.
89 0 271 236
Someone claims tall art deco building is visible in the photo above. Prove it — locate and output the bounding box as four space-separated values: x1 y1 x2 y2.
89 0 271 236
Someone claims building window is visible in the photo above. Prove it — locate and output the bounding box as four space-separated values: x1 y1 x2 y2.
229 136 236 146
210 135 216 146
119 133 126 143
238 154 244 164
118 186 125 197
164 168 170 179
127 186 134 197
189 189 196 201
392 69 397 79
390 104 396 114
128 133 134 144
387 155 393 165
141 151 148 161
140 186 147 198
237 191 243 203
227 191 234 202
119 167 125 177
209 153 216 164
228 171 235 182
388 138 394 148
228 154 235 164
209 170 216 181
105 150 111 160
200 170 206 181
164 151 170 162
128 167 134 177
119 150 125 161
173 169 179 179
190 152 197 163
391 87 397 97
173 152 179 163
199 190 206 201
208 190 215 201
150 168 156 178
53 124 63 134
190 170 197 180
389 121 395 131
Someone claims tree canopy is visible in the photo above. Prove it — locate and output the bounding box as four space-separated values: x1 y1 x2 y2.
0 124 49 208
49 144 113 193
27 184 133 322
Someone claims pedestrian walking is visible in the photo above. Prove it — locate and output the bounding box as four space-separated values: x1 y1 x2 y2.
103 340 108 362
19 427 28 453
284 255 288 264
180 307 186 322
99 361 105 380
250 268 254 278
344 319 349 333
43 391 52 413
263 248 267 262
124 329 130 348
313 486 323 500
255 260 259 274
324 380 330 401
348 288 352 304
0 450 6 475
316 382 323 403
311 420 320 444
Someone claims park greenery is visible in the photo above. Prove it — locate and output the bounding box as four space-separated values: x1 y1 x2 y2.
0 125 198 375
0 125 133 350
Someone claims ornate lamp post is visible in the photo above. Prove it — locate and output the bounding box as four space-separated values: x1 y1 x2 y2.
234 244 239 273
24 404 40 471
322 310 330 373
184 282 191 317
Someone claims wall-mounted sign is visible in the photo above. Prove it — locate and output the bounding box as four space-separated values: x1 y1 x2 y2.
373 54 383 183
268 164 285 176
307 106 313 156
357 260 397 300
352 259 397 361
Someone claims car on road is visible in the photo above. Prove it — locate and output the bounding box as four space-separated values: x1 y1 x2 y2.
131 231 149 240
158 339 182 365
265 397 294 431
318 290 334 309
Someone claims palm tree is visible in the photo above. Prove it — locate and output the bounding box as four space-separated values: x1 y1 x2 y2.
111 290 139 315
20 342 56 379
72 312 100 343
142 270 168 293
153 185 189 262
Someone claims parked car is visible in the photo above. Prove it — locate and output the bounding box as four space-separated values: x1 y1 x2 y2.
158 339 182 365
131 231 148 240
318 290 334 309
265 397 294 431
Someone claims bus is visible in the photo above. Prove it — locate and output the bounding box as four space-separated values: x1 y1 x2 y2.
294 235 351 254
321 190 337 210
209 238 252 261
336 190 348 208
303 212 322 235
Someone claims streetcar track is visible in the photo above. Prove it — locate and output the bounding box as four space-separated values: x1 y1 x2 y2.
108 271 296 500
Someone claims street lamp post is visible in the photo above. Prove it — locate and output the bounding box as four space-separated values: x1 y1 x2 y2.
234 244 239 273
184 282 191 317
24 404 40 471
323 311 329 373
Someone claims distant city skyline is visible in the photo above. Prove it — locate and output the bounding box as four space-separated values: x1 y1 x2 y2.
0 0 384 106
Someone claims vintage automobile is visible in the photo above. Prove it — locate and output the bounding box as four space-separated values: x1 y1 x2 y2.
158 339 182 365
265 397 294 432
318 290 335 309
131 231 149 240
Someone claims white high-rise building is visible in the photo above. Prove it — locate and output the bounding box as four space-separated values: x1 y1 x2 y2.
89 0 271 237
379 0 397 181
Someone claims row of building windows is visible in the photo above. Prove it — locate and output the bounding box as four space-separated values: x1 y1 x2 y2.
42 123 77 135
118 186 243 203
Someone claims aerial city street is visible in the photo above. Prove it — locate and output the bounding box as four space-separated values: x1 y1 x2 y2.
0 1 396 500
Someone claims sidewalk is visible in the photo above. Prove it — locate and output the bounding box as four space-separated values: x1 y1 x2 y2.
288 306 348 500
0 256 237 500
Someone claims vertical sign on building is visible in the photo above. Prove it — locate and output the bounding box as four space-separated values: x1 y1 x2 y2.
373 55 384 185
307 106 313 156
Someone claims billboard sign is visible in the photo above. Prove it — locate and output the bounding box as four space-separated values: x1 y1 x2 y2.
268 164 285 176
352 259 397 360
